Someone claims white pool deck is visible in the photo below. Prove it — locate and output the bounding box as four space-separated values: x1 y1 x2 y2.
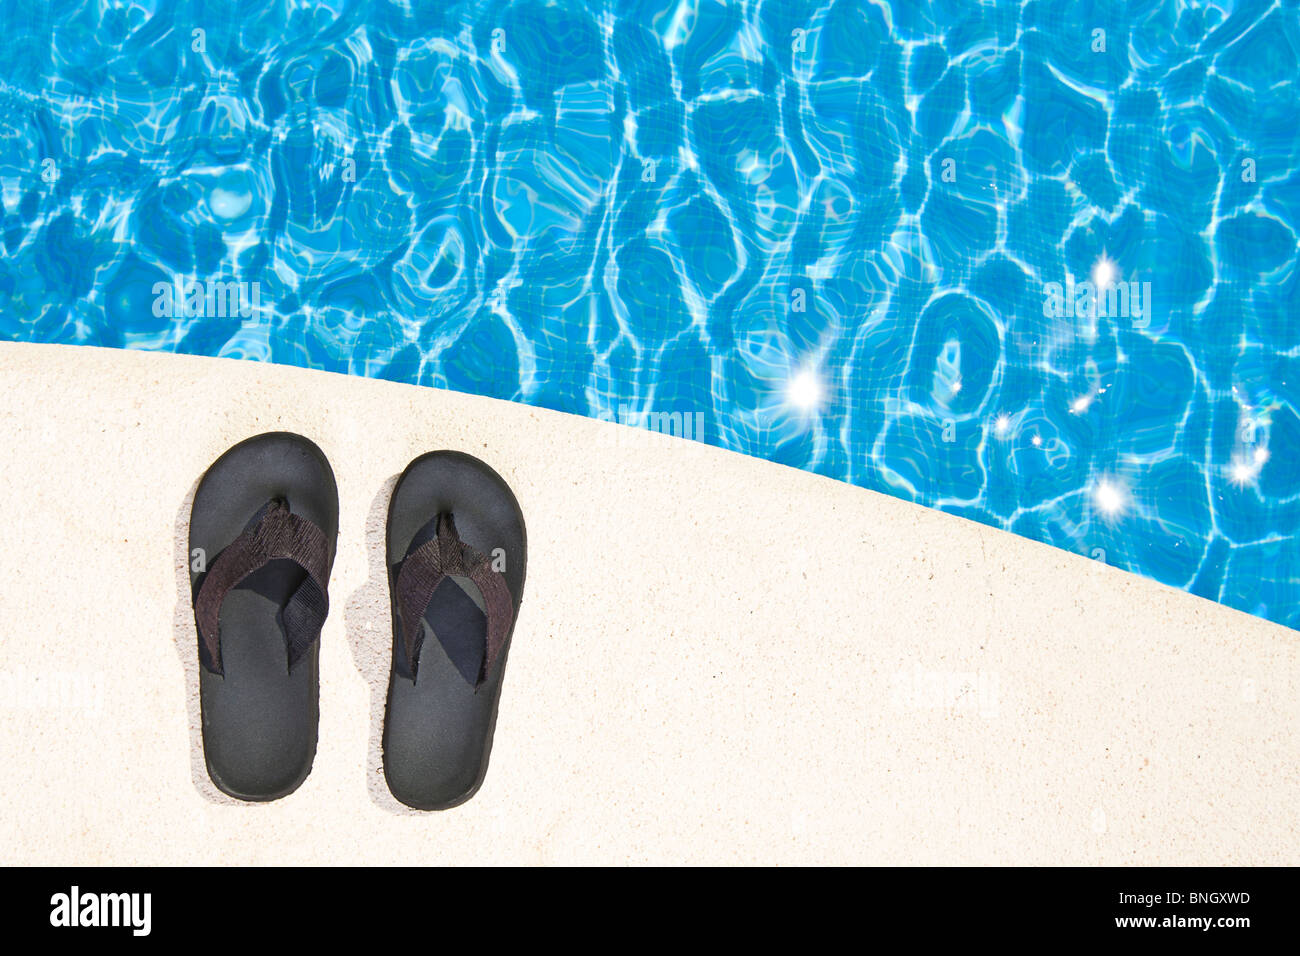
0 341 1295 865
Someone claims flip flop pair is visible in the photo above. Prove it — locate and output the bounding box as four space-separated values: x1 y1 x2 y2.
188 432 526 809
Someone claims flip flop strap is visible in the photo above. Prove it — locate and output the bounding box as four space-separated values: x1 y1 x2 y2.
394 513 513 686
194 499 332 676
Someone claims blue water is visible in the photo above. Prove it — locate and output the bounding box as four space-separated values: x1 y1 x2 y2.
2 1 1298 630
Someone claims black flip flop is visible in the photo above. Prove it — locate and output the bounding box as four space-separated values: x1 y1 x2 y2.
189 432 339 801
383 451 527 810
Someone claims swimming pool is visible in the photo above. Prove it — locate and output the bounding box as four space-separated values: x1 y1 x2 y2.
1 1 1297 631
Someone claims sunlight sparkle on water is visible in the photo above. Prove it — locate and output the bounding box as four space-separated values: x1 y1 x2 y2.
1093 477 1127 518
785 367 825 414
1092 254 1118 290
1230 448 1269 487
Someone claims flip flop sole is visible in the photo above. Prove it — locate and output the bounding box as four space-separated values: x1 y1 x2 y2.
189 432 339 801
383 451 527 810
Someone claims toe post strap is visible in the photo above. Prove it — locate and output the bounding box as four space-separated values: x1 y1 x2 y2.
194 499 333 675
394 513 514 686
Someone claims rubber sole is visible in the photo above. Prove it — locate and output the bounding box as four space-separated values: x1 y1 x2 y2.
189 432 339 802
382 451 527 811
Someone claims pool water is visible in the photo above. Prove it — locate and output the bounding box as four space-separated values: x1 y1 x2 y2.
1 1 1298 630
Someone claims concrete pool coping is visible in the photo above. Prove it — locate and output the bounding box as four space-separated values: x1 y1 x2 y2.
0 341 1295 864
